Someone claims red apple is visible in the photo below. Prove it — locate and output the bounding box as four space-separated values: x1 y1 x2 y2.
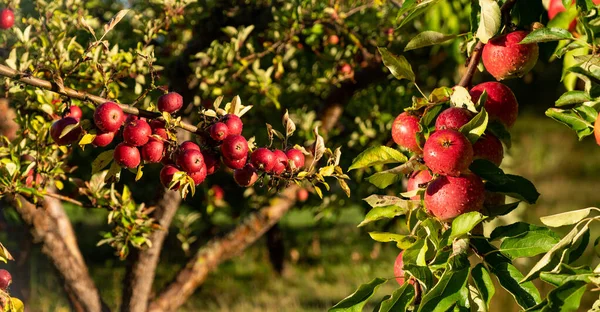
114 143 141 168
473 133 504 166
92 130 115 147
66 106 83 121
470 82 519 128
482 31 539 81
150 119 168 140
157 92 183 113
221 114 243 136
435 107 474 130
297 188 309 202
160 165 181 189
222 155 247 170
233 164 259 187
221 135 248 160
189 164 207 185
272 149 288 175
423 129 473 176
0 269 11 290
202 150 221 175
50 117 82 145
391 112 422 153
0 9 14 29
141 139 164 163
123 119 152 146
179 141 201 152
285 148 305 171
425 173 485 221
94 102 124 132
251 148 276 172
340 63 353 75
595 114 600 146
328 35 340 45
176 149 205 173
394 251 407 286
210 122 229 141
211 185 224 200
406 170 433 200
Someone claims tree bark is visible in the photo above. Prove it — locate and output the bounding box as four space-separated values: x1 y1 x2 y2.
8 195 108 312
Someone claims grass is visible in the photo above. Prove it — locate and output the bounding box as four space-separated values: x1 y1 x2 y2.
9 113 600 311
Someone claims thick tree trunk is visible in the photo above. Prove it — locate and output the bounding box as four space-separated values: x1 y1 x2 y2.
8 195 108 312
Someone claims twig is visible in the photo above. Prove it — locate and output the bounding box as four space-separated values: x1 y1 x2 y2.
500 0 519 28
43 192 87 207
0 64 203 134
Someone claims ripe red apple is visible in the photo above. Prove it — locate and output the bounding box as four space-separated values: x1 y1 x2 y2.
176 149 205 173
157 92 183 113
423 129 473 176
470 82 519 128
94 102 124 132
221 114 243 136
211 185 224 200
285 148 305 171
0 9 14 29
202 150 220 174
394 251 407 286
210 122 229 141
482 31 539 81
595 114 600 146
50 117 82 145
425 173 485 221
160 165 181 189
92 130 115 147
149 119 168 140
0 269 11 290
406 170 433 200
113 143 141 168
189 164 207 185
473 133 504 166
179 141 201 152
272 149 288 175
435 107 474 130
297 188 309 202
123 119 152 146
251 148 276 172
391 112 422 153
141 139 164 163
328 35 339 45
221 135 248 160
340 63 353 75
222 155 247 170
233 164 259 187
66 106 83 121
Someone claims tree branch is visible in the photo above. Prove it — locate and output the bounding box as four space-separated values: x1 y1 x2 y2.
7 194 109 312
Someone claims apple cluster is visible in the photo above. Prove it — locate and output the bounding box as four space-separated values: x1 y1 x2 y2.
49 92 307 191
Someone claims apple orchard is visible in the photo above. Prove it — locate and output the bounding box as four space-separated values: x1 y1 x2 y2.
2 0 600 312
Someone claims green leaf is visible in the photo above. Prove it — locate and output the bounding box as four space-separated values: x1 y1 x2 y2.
490 222 549 240
402 239 428 267
404 31 458 51
366 159 425 189
475 0 501 44
420 104 446 127
520 28 574 44
92 150 115 174
525 281 587 312
349 146 408 171
459 108 489 143
545 108 594 139
397 0 442 28
403 264 434 292
469 159 540 204
378 47 415 82
329 278 387 312
499 227 561 259
368 232 417 249
487 121 512 149
79 133 96 145
378 284 415 312
485 201 521 218
555 91 591 106
471 264 495 310
540 264 594 286
449 212 486 240
417 254 470 312
540 208 594 227
359 203 420 227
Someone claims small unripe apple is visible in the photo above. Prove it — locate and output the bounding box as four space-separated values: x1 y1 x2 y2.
222 155 247 170
482 31 539 81
210 122 229 141
425 173 485 221
123 119 152 146
233 164 259 187
92 130 115 147
394 251 407 286
141 139 164 163
94 102 124 132
157 92 183 113
50 117 82 145
423 129 473 176
176 149 205 173
66 106 83 121
0 269 11 290
470 82 518 128
179 141 201 152
391 112 422 153
435 107 474 130
328 35 339 45
272 149 288 175
0 9 14 30
149 119 168 140
160 165 181 189
297 188 309 202
189 164 207 185
221 135 248 160
251 148 276 172
285 148 305 171
473 133 504 166
221 114 243 136
114 143 141 168
406 170 433 200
